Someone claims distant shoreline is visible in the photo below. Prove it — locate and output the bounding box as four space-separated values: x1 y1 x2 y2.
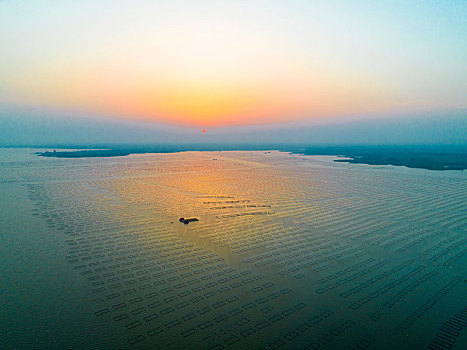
36 149 134 158
34 145 467 171
332 156 465 171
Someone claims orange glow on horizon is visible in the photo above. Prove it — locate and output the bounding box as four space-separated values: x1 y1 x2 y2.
16 68 393 127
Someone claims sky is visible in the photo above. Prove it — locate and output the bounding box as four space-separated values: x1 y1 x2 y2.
0 0 466 132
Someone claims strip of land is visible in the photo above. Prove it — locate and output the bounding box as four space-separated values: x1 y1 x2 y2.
35 145 467 171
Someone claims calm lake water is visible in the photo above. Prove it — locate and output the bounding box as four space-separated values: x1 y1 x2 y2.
1 148 466 349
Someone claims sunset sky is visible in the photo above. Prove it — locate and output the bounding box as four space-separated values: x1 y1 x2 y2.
1 1 466 127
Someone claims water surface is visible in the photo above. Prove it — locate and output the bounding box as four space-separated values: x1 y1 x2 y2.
1 149 466 349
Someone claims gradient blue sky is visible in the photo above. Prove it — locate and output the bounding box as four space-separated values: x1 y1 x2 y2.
0 1 466 143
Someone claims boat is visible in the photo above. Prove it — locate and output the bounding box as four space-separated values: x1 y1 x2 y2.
179 217 199 224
